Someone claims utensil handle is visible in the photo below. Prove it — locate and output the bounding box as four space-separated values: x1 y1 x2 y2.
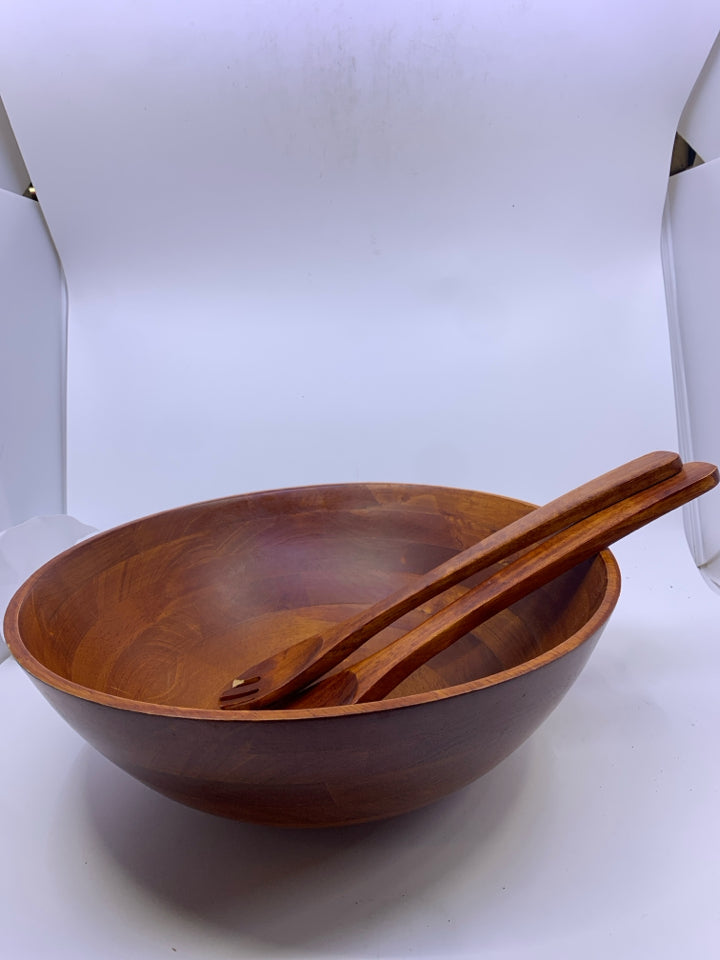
340 452 683 634
289 461 718 708
222 451 681 706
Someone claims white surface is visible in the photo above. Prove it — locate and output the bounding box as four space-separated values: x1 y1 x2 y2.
0 188 66 530
0 1 717 531
663 158 720 579
678 30 720 162
1 512 718 960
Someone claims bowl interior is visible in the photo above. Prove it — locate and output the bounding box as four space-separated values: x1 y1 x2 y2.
10 483 614 711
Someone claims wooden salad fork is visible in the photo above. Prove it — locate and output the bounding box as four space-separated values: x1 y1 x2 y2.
219 451 685 710
283 460 717 708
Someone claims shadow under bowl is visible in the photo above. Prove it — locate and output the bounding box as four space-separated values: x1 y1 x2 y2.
4 482 620 827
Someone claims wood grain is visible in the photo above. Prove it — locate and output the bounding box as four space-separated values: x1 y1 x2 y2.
5 481 623 826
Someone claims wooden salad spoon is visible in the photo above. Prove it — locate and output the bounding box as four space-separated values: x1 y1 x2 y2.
284 460 718 708
219 451 684 710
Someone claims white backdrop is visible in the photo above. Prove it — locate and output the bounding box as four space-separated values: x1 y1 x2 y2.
2 4 720 960
0 187 64 530
1 1 718 531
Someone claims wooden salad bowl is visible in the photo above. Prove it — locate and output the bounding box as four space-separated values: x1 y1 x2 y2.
4 483 620 827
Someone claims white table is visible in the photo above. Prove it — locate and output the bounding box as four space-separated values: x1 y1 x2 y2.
2 510 718 960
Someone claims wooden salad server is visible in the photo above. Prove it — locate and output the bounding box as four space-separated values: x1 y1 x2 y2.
284 460 718 708
219 450 684 709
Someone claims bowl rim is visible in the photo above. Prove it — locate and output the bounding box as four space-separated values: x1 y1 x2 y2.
3 482 622 722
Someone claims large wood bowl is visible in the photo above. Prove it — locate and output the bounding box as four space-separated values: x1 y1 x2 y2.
4 483 620 827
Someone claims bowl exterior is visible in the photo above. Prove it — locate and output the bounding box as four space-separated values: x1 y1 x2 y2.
28 620 608 827
5 482 620 827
